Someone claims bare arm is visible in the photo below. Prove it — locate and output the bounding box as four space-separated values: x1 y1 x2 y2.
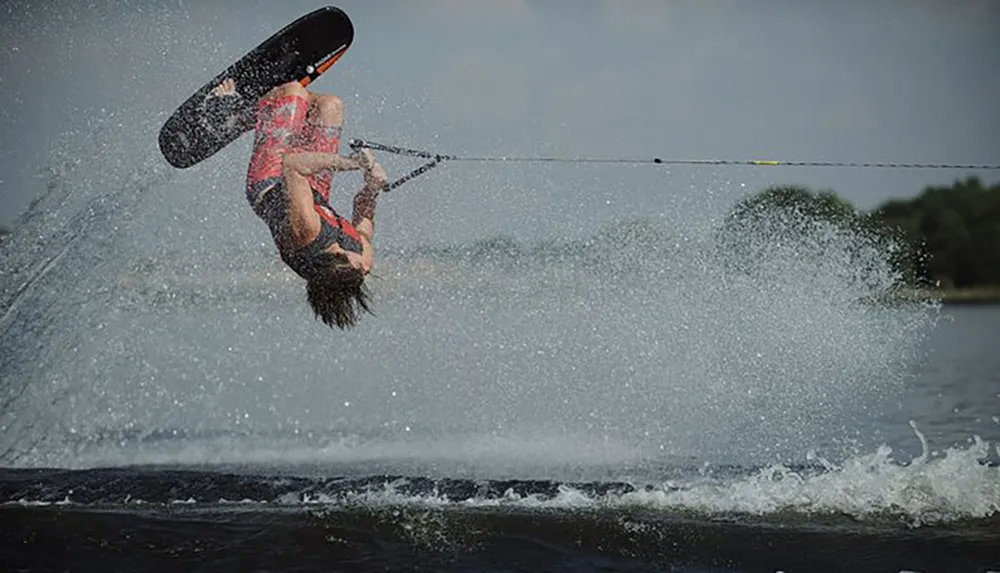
283 152 361 177
352 188 376 240
351 158 387 240
281 158 325 248
351 159 387 274
280 152 383 252
350 190 376 273
352 149 388 241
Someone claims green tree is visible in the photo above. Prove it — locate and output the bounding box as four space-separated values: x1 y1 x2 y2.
718 178 1000 289
715 185 877 275
872 177 1000 288
727 185 858 227
716 184 939 287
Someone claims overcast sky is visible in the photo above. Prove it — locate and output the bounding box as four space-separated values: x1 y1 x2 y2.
1 0 998 243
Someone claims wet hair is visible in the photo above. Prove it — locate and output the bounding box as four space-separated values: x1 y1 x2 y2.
303 252 373 329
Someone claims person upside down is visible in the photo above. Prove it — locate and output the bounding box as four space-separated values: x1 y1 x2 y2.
208 79 387 330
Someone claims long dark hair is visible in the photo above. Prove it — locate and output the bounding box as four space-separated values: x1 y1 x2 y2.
304 252 373 329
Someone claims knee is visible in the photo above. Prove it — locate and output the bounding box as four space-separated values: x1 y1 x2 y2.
314 94 343 117
312 94 344 123
267 81 308 99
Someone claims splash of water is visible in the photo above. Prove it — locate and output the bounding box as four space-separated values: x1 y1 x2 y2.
0 134 937 473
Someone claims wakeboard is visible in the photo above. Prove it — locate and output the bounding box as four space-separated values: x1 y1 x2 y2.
158 6 354 169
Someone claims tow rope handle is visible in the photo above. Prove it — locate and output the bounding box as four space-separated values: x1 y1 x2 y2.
349 138 445 194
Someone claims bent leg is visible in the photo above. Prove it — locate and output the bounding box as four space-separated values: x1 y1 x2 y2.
306 93 344 139
301 94 345 203
246 82 310 209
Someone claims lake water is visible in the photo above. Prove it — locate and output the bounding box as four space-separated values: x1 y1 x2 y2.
0 157 997 572
887 305 1000 454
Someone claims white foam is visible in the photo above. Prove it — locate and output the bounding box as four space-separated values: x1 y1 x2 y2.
7 436 995 527
608 438 999 525
19 422 988 525
312 434 999 526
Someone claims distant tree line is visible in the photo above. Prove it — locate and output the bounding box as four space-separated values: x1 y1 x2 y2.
719 176 1000 289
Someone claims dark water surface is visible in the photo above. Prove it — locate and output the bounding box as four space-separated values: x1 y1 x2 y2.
2 165 998 571
2 466 998 573
2 306 998 572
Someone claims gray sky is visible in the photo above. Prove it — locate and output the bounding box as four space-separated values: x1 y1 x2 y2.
1 0 998 243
